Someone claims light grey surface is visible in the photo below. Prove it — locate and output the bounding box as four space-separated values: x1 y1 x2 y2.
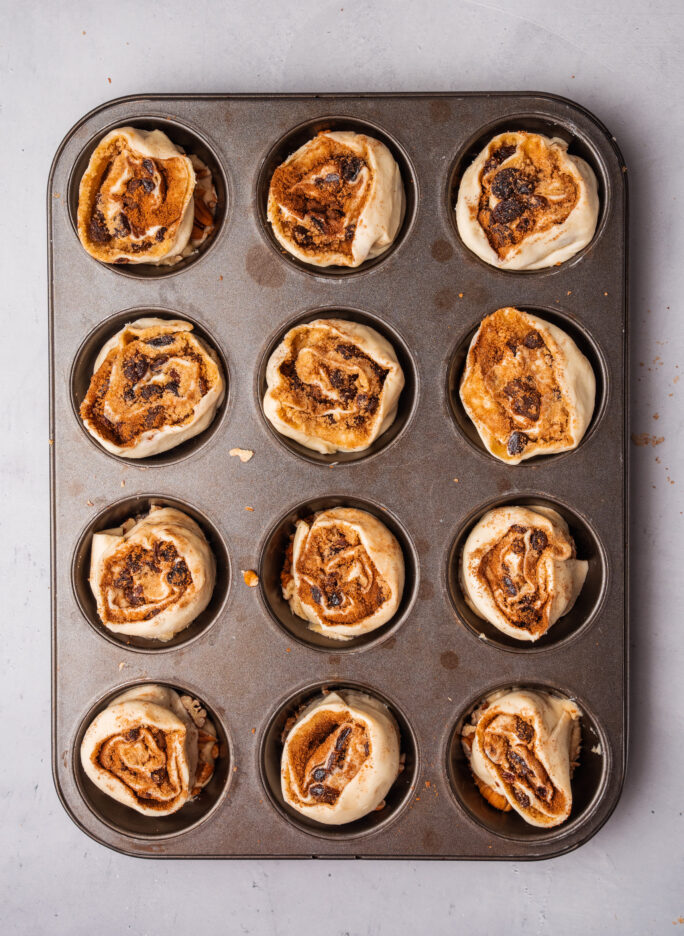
1 0 682 932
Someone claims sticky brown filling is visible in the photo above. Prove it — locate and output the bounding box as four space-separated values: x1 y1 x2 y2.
272 325 388 447
481 713 560 813
291 520 388 627
461 308 572 458
269 133 371 258
474 135 578 259
95 724 185 807
477 522 573 637
284 710 370 806
82 137 194 258
80 331 215 448
98 538 193 624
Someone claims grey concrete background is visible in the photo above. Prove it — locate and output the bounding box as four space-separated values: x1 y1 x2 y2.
1 0 682 932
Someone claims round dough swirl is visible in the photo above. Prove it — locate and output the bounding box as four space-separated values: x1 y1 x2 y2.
267 130 405 267
460 506 587 641
263 319 405 454
80 684 218 817
281 690 400 825
90 506 216 642
460 307 596 463
461 689 582 828
80 317 225 459
456 131 599 270
281 507 405 640
77 127 196 265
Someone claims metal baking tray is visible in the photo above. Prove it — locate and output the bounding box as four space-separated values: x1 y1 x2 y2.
48 92 628 859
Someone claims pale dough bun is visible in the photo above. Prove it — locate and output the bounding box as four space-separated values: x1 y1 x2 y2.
77 127 196 265
462 688 582 828
460 505 587 641
456 131 599 270
80 317 225 459
89 506 216 641
282 507 405 640
263 318 405 454
80 683 218 817
460 307 596 463
281 690 401 825
267 130 405 267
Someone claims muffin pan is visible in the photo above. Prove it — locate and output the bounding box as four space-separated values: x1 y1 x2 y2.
49 92 627 858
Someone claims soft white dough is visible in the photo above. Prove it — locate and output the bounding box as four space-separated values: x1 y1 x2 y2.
280 690 401 825
455 131 599 270
463 688 582 827
82 317 225 459
79 127 196 264
283 507 405 640
89 506 216 641
267 130 405 267
263 318 405 454
460 505 588 641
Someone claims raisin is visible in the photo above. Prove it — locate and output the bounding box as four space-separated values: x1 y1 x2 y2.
124 728 140 742
502 575 518 596
114 213 131 237
484 143 516 173
88 209 111 243
491 196 526 225
139 384 163 400
523 330 544 349
155 226 167 242
142 159 155 175
341 155 363 182
123 354 149 383
311 586 323 605
310 784 325 797
312 767 327 781
530 529 548 551
507 432 529 456
512 788 531 808
515 717 534 742
335 726 352 751
151 767 168 785
328 592 342 607
127 178 142 192
145 334 175 348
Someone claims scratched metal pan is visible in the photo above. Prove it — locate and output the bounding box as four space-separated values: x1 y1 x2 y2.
48 92 628 859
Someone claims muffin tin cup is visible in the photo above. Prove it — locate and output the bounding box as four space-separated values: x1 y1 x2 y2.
50 92 627 859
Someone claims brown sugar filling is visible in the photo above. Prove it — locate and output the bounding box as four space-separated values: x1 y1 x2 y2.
474 134 579 259
293 520 389 627
80 330 215 449
284 709 370 806
269 133 371 258
82 137 194 259
95 725 186 808
480 712 564 817
98 538 194 624
476 522 574 637
272 325 389 448
461 308 572 459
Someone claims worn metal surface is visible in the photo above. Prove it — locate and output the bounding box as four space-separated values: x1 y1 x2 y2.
48 92 627 859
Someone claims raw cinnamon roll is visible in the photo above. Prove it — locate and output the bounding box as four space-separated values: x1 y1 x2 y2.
461 688 581 828
460 307 596 463
263 319 405 454
456 131 599 270
281 507 404 640
80 684 218 817
460 506 587 641
77 126 217 266
80 317 225 459
281 690 400 825
267 130 405 267
89 506 216 642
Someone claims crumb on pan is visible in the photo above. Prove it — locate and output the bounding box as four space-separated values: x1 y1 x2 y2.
230 447 254 462
242 569 259 587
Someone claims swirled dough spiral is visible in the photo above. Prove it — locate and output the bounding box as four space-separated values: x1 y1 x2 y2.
456 131 599 270
281 507 404 640
461 689 581 827
80 317 225 459
263 319 405 454
80 684 218 817
460 505 587 641
77 127 197 265
460 307 596 463
281 690 400 825
267 130 405 267
89 506 216 642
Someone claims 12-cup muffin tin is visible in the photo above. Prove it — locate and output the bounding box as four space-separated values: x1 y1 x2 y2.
48 92 628 859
